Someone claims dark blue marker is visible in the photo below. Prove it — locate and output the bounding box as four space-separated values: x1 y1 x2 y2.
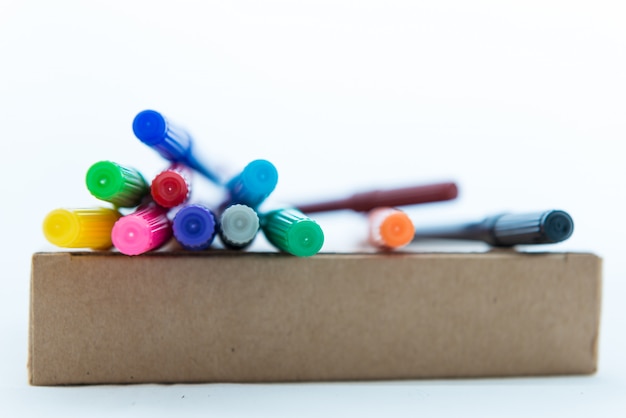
412 210 574 246
132 110 221 184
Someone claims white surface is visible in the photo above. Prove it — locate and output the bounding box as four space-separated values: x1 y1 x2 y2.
1 0 625 416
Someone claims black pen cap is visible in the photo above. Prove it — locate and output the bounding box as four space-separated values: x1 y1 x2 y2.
493 210 574 246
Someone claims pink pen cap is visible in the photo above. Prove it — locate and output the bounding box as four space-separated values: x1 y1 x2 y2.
111 202 172 255
150 163 192 208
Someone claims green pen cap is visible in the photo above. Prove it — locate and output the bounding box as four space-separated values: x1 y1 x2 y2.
86 161 149 208
261 208 324 257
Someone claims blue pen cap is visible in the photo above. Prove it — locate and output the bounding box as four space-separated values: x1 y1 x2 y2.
132 110 193 162
226 159 278 209
172 204 217 250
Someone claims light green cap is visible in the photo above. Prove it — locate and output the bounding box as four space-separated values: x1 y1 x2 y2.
261 208 324 257
86 161 149 207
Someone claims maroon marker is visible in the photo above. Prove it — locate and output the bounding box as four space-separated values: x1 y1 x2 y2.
150 163 193 208
294 181 459 214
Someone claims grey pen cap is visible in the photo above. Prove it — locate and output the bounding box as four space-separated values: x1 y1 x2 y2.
219 204 260 248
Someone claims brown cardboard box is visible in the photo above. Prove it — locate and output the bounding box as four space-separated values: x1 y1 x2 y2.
28 251 602 386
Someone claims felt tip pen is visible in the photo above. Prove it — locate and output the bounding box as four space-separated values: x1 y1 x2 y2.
172 204 217 250
111 202 172 255
132 110 221 184
218 204 260 249
43 207 121 250
85 161 149 208
151 164 192 208
261 208 324 257
225 159 278 209
368 207 415 249
294 181 459 214
412 210 574 246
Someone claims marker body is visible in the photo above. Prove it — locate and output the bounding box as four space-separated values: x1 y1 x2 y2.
368 207 415 249
295 182 458 214
225 159 278 209
43 207 121 250
412 210 574 246
132 110 221 183
261 208 324 257
85 161 149 207
172 204 217 250
111 202 172 255
219 204 260 249
151 164 192 208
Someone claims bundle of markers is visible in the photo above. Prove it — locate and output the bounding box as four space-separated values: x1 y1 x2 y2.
42 110 326 257
43 110 575 257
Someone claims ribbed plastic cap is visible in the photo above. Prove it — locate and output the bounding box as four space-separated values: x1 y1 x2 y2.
111 205 171 255
43 208 121 249
219 204 259 246
240 159 278 198
225 160 278 208
86 161 148 207
543 210 574 243
262 209 324 257
151 169 190 208
377 210 414 248
132 110 167 145
172 205 217 250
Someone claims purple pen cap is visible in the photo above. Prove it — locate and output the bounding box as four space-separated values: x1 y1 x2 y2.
172 204 217 250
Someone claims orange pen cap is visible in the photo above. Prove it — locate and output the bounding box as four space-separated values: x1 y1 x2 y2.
368 207 415 249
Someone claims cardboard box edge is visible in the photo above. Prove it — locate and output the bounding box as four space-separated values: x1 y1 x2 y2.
27 251 604 385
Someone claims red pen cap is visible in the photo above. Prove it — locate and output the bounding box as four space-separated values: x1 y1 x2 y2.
150 164 192 208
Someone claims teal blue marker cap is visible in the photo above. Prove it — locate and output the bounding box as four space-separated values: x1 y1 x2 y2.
226 159 278 209
261 208 324 257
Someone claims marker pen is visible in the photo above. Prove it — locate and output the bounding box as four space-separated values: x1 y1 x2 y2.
132 109 221 184
172 204 217 250
218 204 260 249
85 161 149 208
151 163 192 208
368 207 415 249
111 202 172 255
261 208 324 257
412 210 574 246
43 207 121 250
224 159 278 209
295 181 459 213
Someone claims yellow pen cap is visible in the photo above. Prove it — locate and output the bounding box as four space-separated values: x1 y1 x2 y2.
43 207 121 250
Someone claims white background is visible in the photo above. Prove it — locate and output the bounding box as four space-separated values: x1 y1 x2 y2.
1 0 625 416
